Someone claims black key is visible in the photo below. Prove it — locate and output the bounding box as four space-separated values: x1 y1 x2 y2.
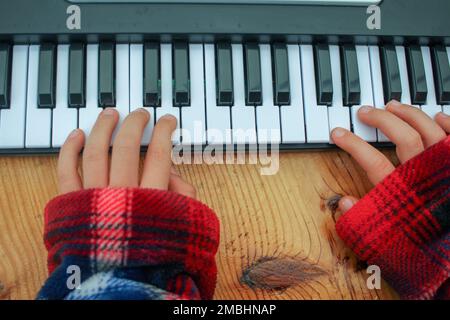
0 44 12 109
98 42 115 107
172 42 190 106
144 42 161 107
380 45 402 103
340 45 361 106
38 44 56 108
314 44 333 106
215 42 234 106
405 46 428 105
431 46 450 105
244 43 262 106
68 43 86 108
272 43 290 105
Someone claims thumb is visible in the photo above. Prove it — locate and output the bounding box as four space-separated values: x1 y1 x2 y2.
338 196 359 213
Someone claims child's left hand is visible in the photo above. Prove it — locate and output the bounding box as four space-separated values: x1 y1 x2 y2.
56 108 196 198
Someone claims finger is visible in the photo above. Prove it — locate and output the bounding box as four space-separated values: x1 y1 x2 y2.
83 108 119 188
110 109 150 187
358 106 424 163
436 112 450 134
141 115 177 189
332 128 395 185
169 167 196 198
385 100 446 148
58 129 85 194
339 196 359 213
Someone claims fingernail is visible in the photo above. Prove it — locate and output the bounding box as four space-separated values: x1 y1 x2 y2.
340 198 356 212
388 99 402 107
102 108 116 116
161 114 177 122
359 106 373 114
134 108 149 114
68 129 80 139
437 112 448 119
332 128 346 138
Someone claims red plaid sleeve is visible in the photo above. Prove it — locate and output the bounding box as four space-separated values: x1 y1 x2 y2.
336 136 450 300
44 188 220 300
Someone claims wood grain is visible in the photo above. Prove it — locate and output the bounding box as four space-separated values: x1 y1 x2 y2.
0 150 400 300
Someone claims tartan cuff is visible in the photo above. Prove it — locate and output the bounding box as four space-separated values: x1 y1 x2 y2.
336 136 450 300
44 188 220 300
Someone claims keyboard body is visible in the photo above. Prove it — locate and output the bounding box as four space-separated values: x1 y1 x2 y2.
0 0 449 154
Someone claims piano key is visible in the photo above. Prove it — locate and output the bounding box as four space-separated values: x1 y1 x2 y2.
272 43 290 106
279 44 305 144
0 45 28 148
205 44 232 145
352 45 377 142
369 45 389 142
406 46 428 105
98 42 115 107
300 44 329 143
144 42 161 107
172 42 190 106
314 44 333 106
52 45 78 147
79 44 102 137
180 44 206 145
231 44 257 145
156 43 181 144
216 42 234 106
130 43 154 145
26 45 52 148
115 44 130 133
68 43 85 108
431 46 450 105
256 44 281 145
244 43 262 106
421 46 442 119
380 45 402 103
340 45 361 106
0 44 12 108
38 44 56 108
328 45 351 141
395 46 413 106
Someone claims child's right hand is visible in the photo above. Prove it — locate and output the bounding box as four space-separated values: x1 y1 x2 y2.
56 108 196 199
331 101 449 214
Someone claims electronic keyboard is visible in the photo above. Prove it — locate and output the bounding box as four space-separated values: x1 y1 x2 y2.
0 0 449 154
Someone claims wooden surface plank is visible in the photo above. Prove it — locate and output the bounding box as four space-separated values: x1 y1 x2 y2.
0 151 399 300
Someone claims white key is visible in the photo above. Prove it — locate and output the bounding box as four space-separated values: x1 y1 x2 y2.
0 45 28 148
156 43 181 144
445 47 450 115
52 45 78 147
280 44 306 144
256 44 281 145
368 45 388 142
115 44 130 137
421 46 442 119
300 44 329 143
25 45 52 148
231 44 257 146
352 45 377 142
204 44 232 145
79 44 101 137
180 44 206 146
328 45 351 142
396 46 413 106
130 44 154 145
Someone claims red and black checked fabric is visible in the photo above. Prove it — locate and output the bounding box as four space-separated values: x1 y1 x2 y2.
336 136 450 300
44 188 220 300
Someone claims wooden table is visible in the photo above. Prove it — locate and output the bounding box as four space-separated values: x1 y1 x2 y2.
0 150 399 300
